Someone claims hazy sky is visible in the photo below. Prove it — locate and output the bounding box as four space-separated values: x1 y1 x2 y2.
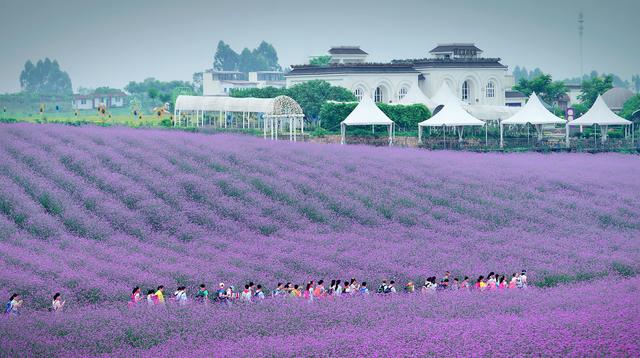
1 0 638 93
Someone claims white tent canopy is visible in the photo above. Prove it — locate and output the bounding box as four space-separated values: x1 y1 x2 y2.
418 98 485 143
431 82 465 107
467 105 520 121
568 95 632 126
397 85 438 111
500 93 565 126
500 92 565 147
341 96 395 145
566 95 633 145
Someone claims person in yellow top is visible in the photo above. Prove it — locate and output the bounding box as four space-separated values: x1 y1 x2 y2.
290 284 301 298
155 285 165 304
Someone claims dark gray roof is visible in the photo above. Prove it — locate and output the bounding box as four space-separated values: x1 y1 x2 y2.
505 90 526 98
328 46 368 55
286 63 418 76
429 43 482 53
393 58 507 69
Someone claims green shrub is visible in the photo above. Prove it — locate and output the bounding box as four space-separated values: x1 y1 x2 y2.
319 102 430 132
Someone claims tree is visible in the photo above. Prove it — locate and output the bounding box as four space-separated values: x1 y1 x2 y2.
213 41 239 71
309 56 332 66
93 87 121 94
192 72 203 95
230 80 356 120
238 48 257 74
230 86 286 99
214 40 281 73
578 75 613 107
632 75 640 93
125 77 194 109
19 58 72 95
513 73 567 105
285 80 356 120
253 41 281 71
319 102 430 131
147 88 159 100
619 94 640 122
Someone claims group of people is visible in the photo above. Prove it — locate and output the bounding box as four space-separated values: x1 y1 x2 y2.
4 270 528 315
4 292 65 316
127 270 529 307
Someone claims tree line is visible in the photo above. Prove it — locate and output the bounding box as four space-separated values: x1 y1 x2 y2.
214 41 281 74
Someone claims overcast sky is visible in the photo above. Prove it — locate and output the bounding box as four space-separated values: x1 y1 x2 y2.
0 0 638 93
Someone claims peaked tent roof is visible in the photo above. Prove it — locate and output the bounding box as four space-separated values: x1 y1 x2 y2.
419 98 485 127
467 105 520 121
398 85 438 110
501 92 565 125
341 95 394 126
568 95 632 126
431 82 465 107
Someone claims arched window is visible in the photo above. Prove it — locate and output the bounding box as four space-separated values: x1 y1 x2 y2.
486 81 495 98
374 86 384 103
398 87 409 101
461 81 469 101
354 87 364 102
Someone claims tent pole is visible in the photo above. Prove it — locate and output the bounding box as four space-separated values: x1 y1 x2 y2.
418 125 422 144
565 124 570 148
485 124 487 147
263 116 267 139
500 123 504 149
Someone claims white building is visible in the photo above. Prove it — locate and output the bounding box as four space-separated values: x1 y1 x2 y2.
72 92 127 110
286 44 526 107
202 70 285 96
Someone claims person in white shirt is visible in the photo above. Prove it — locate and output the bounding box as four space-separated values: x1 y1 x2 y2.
520 270 528 288
52 292 65 312
241 284 252 302
174 286 188 305
254 285 265 300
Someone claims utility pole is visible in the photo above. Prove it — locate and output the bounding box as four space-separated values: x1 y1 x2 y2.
578 12 584 79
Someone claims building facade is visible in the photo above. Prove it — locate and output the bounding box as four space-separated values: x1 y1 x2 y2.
202 70 285 96
72 92 127 110
286 44 525 106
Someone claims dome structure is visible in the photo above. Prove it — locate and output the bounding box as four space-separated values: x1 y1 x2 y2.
601 87 634 112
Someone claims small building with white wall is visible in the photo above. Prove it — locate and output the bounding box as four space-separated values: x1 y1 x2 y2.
72 91 127 110
202 70 285 96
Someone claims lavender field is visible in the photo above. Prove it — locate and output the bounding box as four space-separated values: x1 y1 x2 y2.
1 123 639 356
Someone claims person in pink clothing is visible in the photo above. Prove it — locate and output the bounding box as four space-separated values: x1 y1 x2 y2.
487 273 497 290
508 273 517 289
498 276 507 289
129 287 142 307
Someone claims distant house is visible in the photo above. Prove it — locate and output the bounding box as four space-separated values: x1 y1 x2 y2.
72 91 127 110
202 70 286 96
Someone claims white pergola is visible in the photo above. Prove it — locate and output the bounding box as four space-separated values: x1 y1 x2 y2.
499 92 566 148
341 96 395 145
566 95 634 145
418 98 485 143
174 95 305 141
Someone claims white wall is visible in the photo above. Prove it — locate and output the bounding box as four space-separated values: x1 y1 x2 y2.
416 67 508 106
72 99 93 110
111 97 125 108
286 73 419 103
